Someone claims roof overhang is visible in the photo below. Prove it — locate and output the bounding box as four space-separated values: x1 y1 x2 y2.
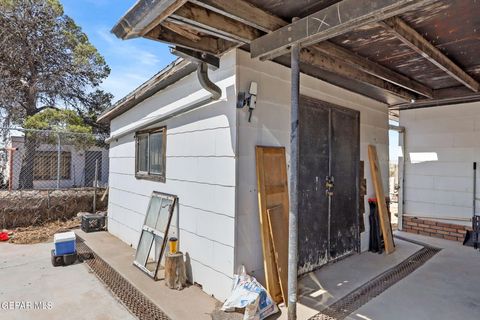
110 0 480 112
97 58 196 123
112 0 187 39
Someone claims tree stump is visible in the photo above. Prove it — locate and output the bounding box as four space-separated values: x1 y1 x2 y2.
164 252 187 290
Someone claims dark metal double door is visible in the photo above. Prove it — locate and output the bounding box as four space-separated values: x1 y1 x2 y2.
298 96 360 275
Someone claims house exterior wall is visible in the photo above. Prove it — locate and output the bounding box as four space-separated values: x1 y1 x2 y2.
234 50 390 284
399 102 480 228
8 136 108 190
107 51 237 300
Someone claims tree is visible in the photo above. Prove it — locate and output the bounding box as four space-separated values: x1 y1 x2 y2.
0 0 111 188
24 108 95 145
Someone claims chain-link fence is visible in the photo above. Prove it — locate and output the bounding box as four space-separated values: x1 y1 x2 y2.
0 127 108 191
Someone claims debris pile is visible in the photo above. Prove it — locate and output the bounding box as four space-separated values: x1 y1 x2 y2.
9 217 80 244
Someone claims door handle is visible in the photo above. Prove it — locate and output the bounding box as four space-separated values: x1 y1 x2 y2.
325 176 334 196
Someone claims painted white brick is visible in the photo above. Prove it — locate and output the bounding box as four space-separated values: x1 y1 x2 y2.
434 176 473 192
178 204 199 235
189 259 233 301
110 157 135 175
405 175 434 189
196 211 235 246
212 242 234 276
179 229 214 268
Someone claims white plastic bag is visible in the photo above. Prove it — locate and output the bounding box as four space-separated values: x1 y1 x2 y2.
221 266 278 320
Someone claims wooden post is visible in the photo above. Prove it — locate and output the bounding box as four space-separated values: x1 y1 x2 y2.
164 252 187 290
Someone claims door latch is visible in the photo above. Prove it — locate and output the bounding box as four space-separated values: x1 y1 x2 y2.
325 176 334 196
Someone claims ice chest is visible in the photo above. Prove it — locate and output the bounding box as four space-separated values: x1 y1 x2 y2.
54 231 76 255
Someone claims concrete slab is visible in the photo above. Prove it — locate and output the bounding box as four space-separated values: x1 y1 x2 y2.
75 229 218 320
348 231 480 320
0 241 134 320
275 238 422 319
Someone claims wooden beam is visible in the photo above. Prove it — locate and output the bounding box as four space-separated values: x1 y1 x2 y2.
190 0 432 98
189 0 286 32
379 17 480 92
170 2 262 43
301 46 415 101
146 25 232 55
140 0 188 36
112 0 186 39
390 86 480 110
313 42 433 98
250 0 436 60
161 20 201 42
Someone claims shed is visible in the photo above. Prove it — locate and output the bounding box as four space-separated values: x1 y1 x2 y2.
99 0 480 312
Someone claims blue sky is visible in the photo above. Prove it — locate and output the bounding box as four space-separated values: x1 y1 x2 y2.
62 0 175 102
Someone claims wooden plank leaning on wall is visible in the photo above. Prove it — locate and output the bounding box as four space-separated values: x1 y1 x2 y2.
368 145 395 254
256 146 289 304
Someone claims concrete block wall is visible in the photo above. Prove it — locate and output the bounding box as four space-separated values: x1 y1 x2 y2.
108 51 237 300
400 102 480 227
235 50 390 285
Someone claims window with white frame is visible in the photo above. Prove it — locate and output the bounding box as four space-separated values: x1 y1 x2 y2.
135 127 166 182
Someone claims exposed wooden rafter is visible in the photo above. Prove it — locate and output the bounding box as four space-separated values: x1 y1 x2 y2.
189 0 431 100
189 0 286 32
313 42 433 98
161 20 202 42
139 0 188 37
170 2 262 43
379 17 480 93
301 46 416 101
250 0 436 60
145 25 232 55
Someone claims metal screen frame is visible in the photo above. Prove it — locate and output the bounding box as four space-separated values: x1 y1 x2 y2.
133 191 177 280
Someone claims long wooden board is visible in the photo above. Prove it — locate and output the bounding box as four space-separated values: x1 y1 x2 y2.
267 205 288 305
255 146 289 303
368 145 395 254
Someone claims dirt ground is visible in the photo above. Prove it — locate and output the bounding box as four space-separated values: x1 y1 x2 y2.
3 217 80 244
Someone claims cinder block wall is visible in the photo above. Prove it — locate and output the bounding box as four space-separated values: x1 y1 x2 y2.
235 49 390 284
108 51 237 300
400 102 480 232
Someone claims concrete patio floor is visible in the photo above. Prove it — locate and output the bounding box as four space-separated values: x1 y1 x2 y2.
0 241 134 320
348 231 480 320
75 229 218 320
4 228 478 320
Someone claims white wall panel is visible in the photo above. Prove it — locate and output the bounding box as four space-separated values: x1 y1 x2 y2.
400 101 480 226
107 51 237 301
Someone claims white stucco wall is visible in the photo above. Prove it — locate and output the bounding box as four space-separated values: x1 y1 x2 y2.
234 50 390 284
400 102 480 227
108 51 237 300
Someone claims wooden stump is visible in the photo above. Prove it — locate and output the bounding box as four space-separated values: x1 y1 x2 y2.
164 252 187 290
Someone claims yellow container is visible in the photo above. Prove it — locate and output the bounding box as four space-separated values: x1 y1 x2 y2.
169 237 178 254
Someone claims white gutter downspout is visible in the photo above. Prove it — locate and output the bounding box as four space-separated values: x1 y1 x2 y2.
389 124 406 230
105 62 221 144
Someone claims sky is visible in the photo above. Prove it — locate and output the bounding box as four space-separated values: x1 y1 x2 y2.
62 0 175 102
61 0 401 162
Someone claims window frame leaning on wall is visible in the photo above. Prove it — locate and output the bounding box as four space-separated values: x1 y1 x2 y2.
135 126 167 182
